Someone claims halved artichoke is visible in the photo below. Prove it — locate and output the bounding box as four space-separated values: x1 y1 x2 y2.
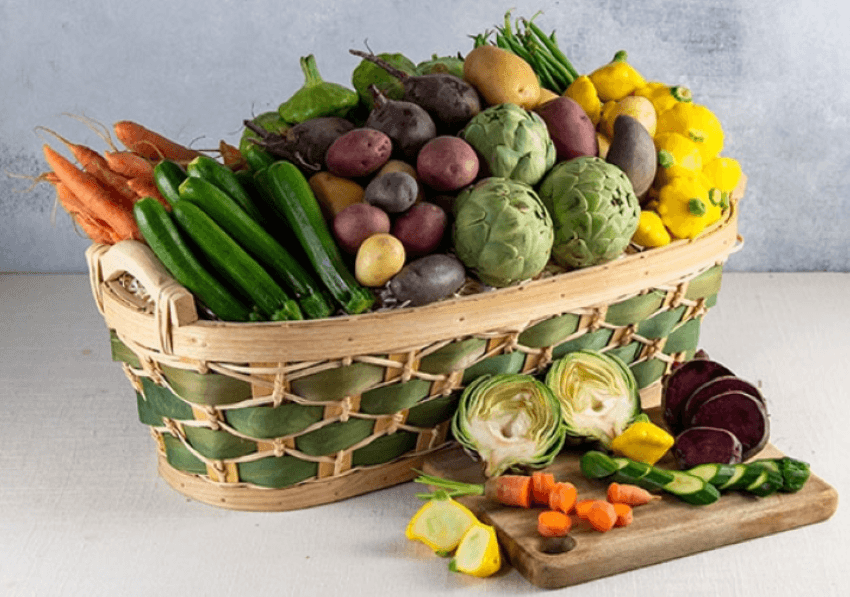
545 350 642 448
452 374 566 477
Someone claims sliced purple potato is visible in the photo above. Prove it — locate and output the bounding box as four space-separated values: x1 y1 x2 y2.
688 390 770 460
662 358 735 434
673 426 743 469
681 375 765 426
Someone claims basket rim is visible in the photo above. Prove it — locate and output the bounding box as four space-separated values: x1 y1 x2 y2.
89 193 742 363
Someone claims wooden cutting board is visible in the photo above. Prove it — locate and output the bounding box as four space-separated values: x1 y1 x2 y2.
421 409 839 590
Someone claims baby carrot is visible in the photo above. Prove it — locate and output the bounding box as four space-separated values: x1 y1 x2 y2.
587 500 617 532
104 150 155 180
113 120 202 163
42 144 140 242
126 177 170 209
612 502 634 527
537 510 572 537
607 482 661 506
531 471 556 506
548 481 577 514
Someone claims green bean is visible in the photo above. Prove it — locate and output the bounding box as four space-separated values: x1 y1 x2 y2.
524 19 580 81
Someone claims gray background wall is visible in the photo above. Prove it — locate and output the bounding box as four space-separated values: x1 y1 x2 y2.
2 0 847 273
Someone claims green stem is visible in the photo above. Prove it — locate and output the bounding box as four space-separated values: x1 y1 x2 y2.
300 55 323 86
412 472 485 500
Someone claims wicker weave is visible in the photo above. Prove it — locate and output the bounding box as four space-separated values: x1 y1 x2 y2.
86 184 743 511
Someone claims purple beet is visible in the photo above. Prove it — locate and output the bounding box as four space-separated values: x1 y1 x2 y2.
673 426 743 469
688 390 770 460
662 358 735 434
681 375 765 426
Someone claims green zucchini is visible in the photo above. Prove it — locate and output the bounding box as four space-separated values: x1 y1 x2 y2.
613 459 653 485
579 450 620 479
185 155 264 222
132 197 251 322
721 462 767 492
152 159 187 206
717 463 748 491
253 161 374 315
662 470 721 505
171 200 303 321
636 466 676 492
744 464 784 497
777 457 811 492
177 176 333 319
686 463 738 488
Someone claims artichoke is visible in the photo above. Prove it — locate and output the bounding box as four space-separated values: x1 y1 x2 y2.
460 103 556 185
545 350 642 448
452 374 567 477
538 156 640 269
452 177 554 288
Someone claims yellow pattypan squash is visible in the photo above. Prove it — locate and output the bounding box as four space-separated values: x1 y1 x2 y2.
656 102 724 163
656 176 721 240
588 50 646 102
632 210 672 248
564 74 602 125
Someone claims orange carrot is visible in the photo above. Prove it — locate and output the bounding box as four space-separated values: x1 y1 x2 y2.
113 120 202 163
219 140 247 171
548 481 578 514
126 177 170 209
537 511 572 537
103 150 155 180
607 482 660 507
531 471 556 506
587 501 617 532
42 144 140 242
54 183 117 244
413 472 533 508
574 499 596 519
612 502 634 527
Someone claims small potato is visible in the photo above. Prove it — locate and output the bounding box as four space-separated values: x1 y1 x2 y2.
376 159 425 202
416 136 479 192
309 172 365 221
355 233 406 287
387 253 467 307
534 96 597 162
606 114 657 198
332 203 391 254
325 128 393 178
391 202 448 256
363 171 418 213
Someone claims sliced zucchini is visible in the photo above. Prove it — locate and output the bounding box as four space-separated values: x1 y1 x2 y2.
579 450 620 479
662 471 721 505
686 463 738 488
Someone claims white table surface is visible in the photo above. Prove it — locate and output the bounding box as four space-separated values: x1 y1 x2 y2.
1 272 847 596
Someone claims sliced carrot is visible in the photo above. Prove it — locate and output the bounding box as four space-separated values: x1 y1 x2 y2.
548 481 578 514
537 510 572 537
574 499 595 519
113 120 202 163
587 501 617 532
485 475 533 508
531 471 556 506
607 482 660 506
42 144 140 242
612 502 633 527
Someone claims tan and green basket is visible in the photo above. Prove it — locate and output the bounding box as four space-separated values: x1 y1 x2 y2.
85 183 744 511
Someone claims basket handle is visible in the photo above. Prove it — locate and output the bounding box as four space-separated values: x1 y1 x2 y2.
86 240 198 345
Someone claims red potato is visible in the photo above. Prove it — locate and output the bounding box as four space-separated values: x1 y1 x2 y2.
332 203 391 254
416 135 479 192
534 97 598 162
392 201 448 256
325 128 393 178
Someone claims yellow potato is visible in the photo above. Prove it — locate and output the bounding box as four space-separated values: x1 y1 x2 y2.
463 45 541 109
599 95 657 139
355 233 406 287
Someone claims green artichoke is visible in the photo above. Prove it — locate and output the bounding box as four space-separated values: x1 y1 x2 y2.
460 103 556 185
452 374 567 477
452 177 554 287
545 350 642 448
538 156 640 269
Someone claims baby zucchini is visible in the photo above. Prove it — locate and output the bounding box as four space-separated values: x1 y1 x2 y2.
178 176 333 319
254 161 374 315
171 200 303 321
185 155 264 222
152 159 187 206
132 197 251 322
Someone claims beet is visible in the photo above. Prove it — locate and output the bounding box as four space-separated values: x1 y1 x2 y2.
673 426 743 469
244 117 354 172
687 390 770 460
365 85 437 160
681 375 765 426
662 358 735 434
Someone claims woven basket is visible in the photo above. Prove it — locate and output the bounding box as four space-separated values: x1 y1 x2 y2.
85 181 744 511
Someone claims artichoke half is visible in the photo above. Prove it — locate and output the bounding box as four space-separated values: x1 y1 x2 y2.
538 156 640 269
545 350 642 448
461 103 556 186
452 374 566 478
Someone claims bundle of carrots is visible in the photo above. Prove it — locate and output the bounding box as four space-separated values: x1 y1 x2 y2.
414 471 660 540
37 118 243 246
